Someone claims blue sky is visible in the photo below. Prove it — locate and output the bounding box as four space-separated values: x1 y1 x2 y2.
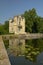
0 0 43 23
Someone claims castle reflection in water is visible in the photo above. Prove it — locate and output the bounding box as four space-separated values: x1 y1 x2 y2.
9 39 25 56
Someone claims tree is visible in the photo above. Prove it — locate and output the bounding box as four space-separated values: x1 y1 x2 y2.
24 8 37 33
24 8 43 33
0 25 5 34
0 20 9 35
4 21 9 33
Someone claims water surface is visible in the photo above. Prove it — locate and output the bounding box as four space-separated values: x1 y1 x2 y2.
4 38 43 65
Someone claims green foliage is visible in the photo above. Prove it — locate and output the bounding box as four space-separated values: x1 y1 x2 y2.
24 8 37 32
37 17 43 33
0 25 5 34
4 21 9 33
24 8 43 33
0 21 9 35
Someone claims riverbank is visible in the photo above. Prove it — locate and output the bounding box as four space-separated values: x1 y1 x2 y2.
0 36 11 65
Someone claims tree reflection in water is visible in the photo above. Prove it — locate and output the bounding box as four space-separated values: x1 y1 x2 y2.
25 39 43 62
4 38 43 62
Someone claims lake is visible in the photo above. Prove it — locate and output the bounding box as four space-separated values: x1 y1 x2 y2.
4 38 43 65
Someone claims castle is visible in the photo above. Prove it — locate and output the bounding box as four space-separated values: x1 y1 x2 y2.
9 15 25 34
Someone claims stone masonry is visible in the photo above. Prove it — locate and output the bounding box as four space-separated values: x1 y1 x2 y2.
0 36 11 65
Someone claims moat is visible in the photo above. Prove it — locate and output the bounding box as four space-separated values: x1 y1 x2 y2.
3 38 43 65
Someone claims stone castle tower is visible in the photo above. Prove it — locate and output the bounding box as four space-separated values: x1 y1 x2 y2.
9 15 25 34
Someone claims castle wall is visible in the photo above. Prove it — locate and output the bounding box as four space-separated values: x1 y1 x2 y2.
9 15 25 34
